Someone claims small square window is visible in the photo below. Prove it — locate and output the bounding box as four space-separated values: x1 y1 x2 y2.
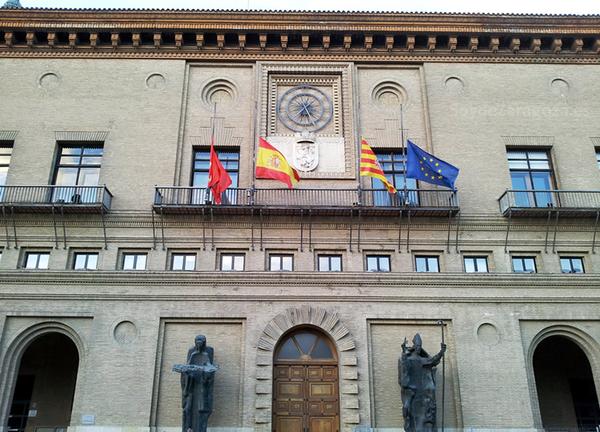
221 253 245 271
24 252 50 270
464 256 489 273
560 257 585 274
366 255 390 272
318 255 342 272
512 256 537 273
73 252 99 270
415 256 439 272
270 254 293 271
171 253 196 271
122 253 147 270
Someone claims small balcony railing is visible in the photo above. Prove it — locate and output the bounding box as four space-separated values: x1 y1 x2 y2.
498 189 600 217
154 187 459 216
0 185 113 212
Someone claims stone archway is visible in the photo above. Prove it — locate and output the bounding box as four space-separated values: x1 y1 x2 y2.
0 322 85 432
527 325 600 431
255 306 359 432
533 335 600 430
5 332 80 432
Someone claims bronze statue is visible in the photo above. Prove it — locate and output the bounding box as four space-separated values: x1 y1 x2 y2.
398 334 446 432
173 335 218 432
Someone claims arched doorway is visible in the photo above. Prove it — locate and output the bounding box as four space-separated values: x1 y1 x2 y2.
533 335 600 431
7 332 79 432
273 327 339 432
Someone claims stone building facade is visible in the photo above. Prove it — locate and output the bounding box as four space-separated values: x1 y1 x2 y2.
0 5 600 432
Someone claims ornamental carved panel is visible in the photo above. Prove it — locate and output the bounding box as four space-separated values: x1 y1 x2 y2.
259 63 356 179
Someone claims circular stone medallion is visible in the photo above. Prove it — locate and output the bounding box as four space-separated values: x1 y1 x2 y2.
146 73 166 90
477 323 500 347
39 72 60 90
113 320 138 345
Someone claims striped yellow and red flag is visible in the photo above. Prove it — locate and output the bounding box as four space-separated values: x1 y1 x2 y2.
360 138 397 194
256 137 300 189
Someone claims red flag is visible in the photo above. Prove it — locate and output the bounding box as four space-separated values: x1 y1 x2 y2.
208 139 232 204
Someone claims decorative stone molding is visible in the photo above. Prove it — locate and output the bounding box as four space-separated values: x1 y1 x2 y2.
55 131 109 142
3 10 600 63
501 136 555 147
590 137 600 147
259 62 355 179
255 305 359 431
0 130 18 141
189 117 243 148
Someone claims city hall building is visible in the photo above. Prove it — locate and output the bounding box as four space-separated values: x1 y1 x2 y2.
1 3 600 432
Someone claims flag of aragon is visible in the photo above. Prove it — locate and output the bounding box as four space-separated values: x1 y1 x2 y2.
208 139 233 204
255 137 300 189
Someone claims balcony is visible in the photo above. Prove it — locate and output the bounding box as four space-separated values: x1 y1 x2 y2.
153 187 459 217
0 185 113 213
499 189 600 217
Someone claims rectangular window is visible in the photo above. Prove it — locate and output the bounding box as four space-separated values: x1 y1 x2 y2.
507 149 555 208
512 256 537 273
464 256 489 273
73 252 98 270
24 252 50 270
171 253 196 271
192 148 239 204
220 253 245 271
269 254 293 271
0 143 13 187
318 254 342 272
122 253 147 270
53 144 103 203
596 149 600 169
560 257 585 274
366 255 391 272
415 256 440 272
373 150 418 206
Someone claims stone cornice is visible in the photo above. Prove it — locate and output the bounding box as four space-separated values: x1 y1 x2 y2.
0 270 599 289
1 9 600 62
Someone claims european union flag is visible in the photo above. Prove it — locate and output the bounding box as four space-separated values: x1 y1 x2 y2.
406 140 459 189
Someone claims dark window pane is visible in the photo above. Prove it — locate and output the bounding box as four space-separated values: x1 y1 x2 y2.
311 338 334 359
294 332 317 355
276 338 301 360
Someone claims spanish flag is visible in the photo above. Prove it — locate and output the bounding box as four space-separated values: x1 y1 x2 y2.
360 138 397 194
256 137 300 188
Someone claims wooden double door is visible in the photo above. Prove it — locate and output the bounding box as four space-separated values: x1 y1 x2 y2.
273 364 339 432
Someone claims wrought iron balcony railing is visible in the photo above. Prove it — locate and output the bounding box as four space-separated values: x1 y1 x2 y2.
154 187 459 216
498 189 600 217
0 185 113 212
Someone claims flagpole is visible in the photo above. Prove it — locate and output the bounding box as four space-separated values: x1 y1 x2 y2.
250 99 258 205
209 102 217 203
400 103 408 203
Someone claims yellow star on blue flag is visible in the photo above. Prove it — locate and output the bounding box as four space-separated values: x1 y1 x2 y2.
406 140 459 189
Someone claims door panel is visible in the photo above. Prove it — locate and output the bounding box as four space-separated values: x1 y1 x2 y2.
273 364 339 432
309 417 336 432
276 416 304 432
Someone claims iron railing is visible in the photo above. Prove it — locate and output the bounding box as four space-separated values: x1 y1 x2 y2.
154 186 458 211
0 185 113 211
499 189 600 215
